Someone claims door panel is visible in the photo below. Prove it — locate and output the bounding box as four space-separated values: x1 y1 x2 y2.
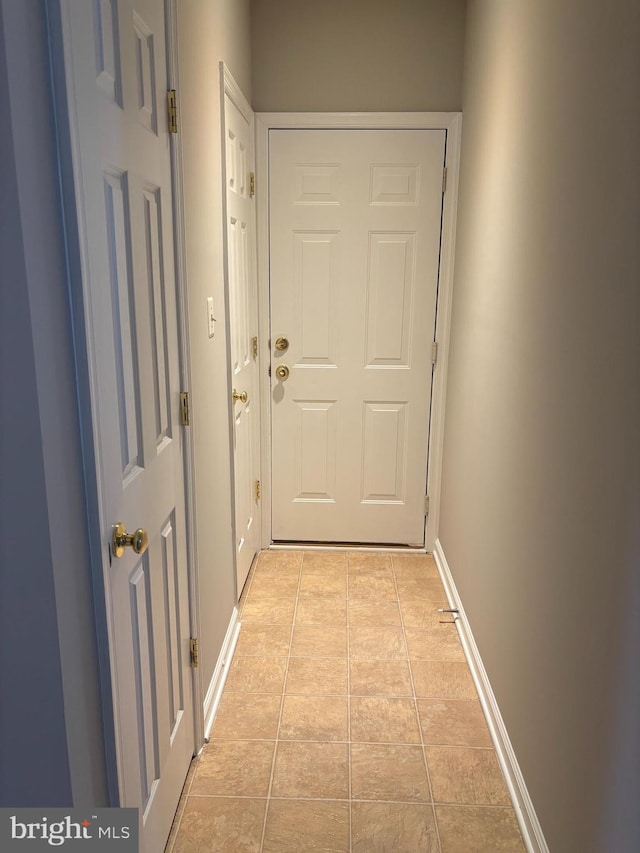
60 2 193 850
224 92 260 594
270 129 445 544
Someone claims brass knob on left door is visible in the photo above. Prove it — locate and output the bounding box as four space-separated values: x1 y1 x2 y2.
112 522 149 558
232 389 248 404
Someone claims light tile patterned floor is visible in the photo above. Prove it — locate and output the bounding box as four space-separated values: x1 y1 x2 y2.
167 550 526 852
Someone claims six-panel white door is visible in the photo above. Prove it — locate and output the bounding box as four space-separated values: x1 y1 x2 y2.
224 89 260 594
270 129 446 544
60 1 193 850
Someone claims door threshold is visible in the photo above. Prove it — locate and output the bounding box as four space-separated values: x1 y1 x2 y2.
269 542 428 554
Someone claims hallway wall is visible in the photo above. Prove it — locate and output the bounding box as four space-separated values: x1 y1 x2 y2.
439 1 640 850
176 0 252 697
251 0 466 112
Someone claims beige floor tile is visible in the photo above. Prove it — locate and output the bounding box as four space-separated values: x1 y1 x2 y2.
351 743 430 802
241 595 296 625
391 553 440 577
271 741 349 799
349 660 413 696
190 740 275 797
350 697 421 744
427 747 511 806
256 550 303 573
210 693 281 740
411 660 477 700
279 694 349 741
299 571 347 597
349 626 407 659
348 552 392 572
247 572 299 598
396 576 446 601
405 626 466 662
348 573 397 600
285 657 348 694
224 655 287 694
352 802 439 853
436 805 526 853
302 551 347 572
400 600 448 628
263 799 349 852
348 599 402 627
173 797 265 853
234 624 292 657
418 699 493 747
290 625 348 657
172 549 526 853
296 596 347 626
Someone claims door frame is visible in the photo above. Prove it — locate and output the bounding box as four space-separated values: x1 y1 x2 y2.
256 112 462 552
48 0 203 804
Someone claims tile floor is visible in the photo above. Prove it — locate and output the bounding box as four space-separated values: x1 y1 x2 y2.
167 550 526 852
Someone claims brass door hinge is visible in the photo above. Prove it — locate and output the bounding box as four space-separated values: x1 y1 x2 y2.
442 166 447 194
189 638 199 668
424 496 430 516
431 341 438 365
255 480 261 501
252 336 258 360
249 172 255 198
167 89 178 134
180 391 190 426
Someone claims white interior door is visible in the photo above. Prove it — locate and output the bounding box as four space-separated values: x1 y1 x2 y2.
270 129 446 545
60 2 193 850
223 81 260 595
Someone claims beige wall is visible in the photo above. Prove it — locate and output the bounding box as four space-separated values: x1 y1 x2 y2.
251 0 466 112
176 0 252 696
440 1 640 850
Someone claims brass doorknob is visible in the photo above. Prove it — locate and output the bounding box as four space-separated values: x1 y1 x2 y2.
232 389 248 404
112 522 149 558
274 336 289 352
275 365 290 380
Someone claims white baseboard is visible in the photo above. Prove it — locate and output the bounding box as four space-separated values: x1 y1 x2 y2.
433 539 549 853
202 606 241 740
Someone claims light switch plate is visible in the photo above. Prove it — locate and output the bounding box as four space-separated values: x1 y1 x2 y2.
207 297 215 338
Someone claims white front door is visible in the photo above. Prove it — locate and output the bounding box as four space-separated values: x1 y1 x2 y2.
60 1 193 850
270 129 446 544
223 79 260 594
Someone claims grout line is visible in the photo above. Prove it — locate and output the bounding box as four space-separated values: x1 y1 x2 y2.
258 549 303 852
345 552 353 853
182 792 520 809
391 554 443 853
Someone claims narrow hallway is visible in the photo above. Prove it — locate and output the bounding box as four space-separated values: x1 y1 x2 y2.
167 550 525 852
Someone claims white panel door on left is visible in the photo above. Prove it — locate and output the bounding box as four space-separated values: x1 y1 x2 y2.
224 89 260 596
60 2 193 851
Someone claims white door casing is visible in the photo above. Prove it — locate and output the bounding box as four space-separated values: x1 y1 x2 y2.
269 128 446 545
222 68 261 595
59 1 194 850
